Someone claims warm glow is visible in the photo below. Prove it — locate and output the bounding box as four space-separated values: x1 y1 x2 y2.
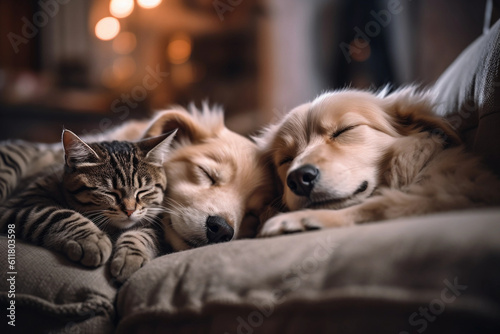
95 17 120 41
110 0 134 18
113 32 137 54
137 0 162 9
167 34 192 65
113 57 136 80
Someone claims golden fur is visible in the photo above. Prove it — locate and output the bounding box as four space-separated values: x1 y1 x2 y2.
140 104 273 250
256 87 500 236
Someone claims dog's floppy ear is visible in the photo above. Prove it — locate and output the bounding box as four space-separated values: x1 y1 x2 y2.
142 108 213 144
382 87 461 147
379 87 462 188
253 102 311 157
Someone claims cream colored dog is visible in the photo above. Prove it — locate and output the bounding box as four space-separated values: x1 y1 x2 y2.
257 87 500 236
141 105 273 250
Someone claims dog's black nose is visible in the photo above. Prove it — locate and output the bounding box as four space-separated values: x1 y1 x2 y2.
206 216 234 244
287 164 319 197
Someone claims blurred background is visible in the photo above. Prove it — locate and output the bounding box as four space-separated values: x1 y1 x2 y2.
0 0 498 142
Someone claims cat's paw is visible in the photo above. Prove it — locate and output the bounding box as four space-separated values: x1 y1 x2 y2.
110 246 149 283
63 232 112 267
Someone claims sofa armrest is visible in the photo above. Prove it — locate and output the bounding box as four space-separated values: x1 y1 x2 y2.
433 19 500 175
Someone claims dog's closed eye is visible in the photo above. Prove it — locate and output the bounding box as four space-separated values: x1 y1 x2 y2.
198 166 216 185
331 125 357 139
278 157 294 166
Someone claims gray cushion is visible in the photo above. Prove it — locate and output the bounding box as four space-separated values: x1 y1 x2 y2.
433 19 500 175
116 209 500 334
0 237 116 333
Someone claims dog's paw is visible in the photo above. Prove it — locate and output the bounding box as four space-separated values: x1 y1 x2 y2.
63 232 112 267
258 210 323 237
110 246 149 283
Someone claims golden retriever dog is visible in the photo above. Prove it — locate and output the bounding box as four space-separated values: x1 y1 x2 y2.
138 105 273 250
256 87 500 236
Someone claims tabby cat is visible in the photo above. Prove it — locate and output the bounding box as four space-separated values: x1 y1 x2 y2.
0 120 151 202
0 129 176 282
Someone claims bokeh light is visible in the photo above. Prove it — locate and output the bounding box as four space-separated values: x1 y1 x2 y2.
167 34 192 64
95 17 120 41
137 0 162 9
110 0 134 18
113 32 137 54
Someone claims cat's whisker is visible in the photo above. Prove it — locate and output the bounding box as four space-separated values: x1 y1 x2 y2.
149 205 178 217
97 217 113 232
163 198 184 210
161 200 187 219
163 210 181 219
147 207 168 214
93 216 109 228
86 212 105 220
151 214 166 224
143 211 164 224
140 216 162 230
84 209 105 214
141 216 156 228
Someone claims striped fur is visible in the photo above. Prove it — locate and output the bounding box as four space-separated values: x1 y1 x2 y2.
0 140 61 202
0 130 175 283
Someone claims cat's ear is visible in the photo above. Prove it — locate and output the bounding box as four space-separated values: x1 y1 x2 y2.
62 129 101 167
137 129 177 166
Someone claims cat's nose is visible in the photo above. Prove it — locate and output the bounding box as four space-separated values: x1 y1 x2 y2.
125 210 135 217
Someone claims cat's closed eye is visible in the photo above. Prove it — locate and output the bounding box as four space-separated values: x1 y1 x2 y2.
103 188 157 204
105 191 121 203
135 187 159 201
136 189 150 199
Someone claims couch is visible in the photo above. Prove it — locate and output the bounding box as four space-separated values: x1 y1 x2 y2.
2 18 500 334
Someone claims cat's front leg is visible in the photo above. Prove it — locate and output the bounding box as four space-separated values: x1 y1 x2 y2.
110 228 160 283
0 200 112 267
39 209 112 267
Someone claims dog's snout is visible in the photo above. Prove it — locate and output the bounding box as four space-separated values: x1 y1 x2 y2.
206 216 234 244
287 164 319 197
